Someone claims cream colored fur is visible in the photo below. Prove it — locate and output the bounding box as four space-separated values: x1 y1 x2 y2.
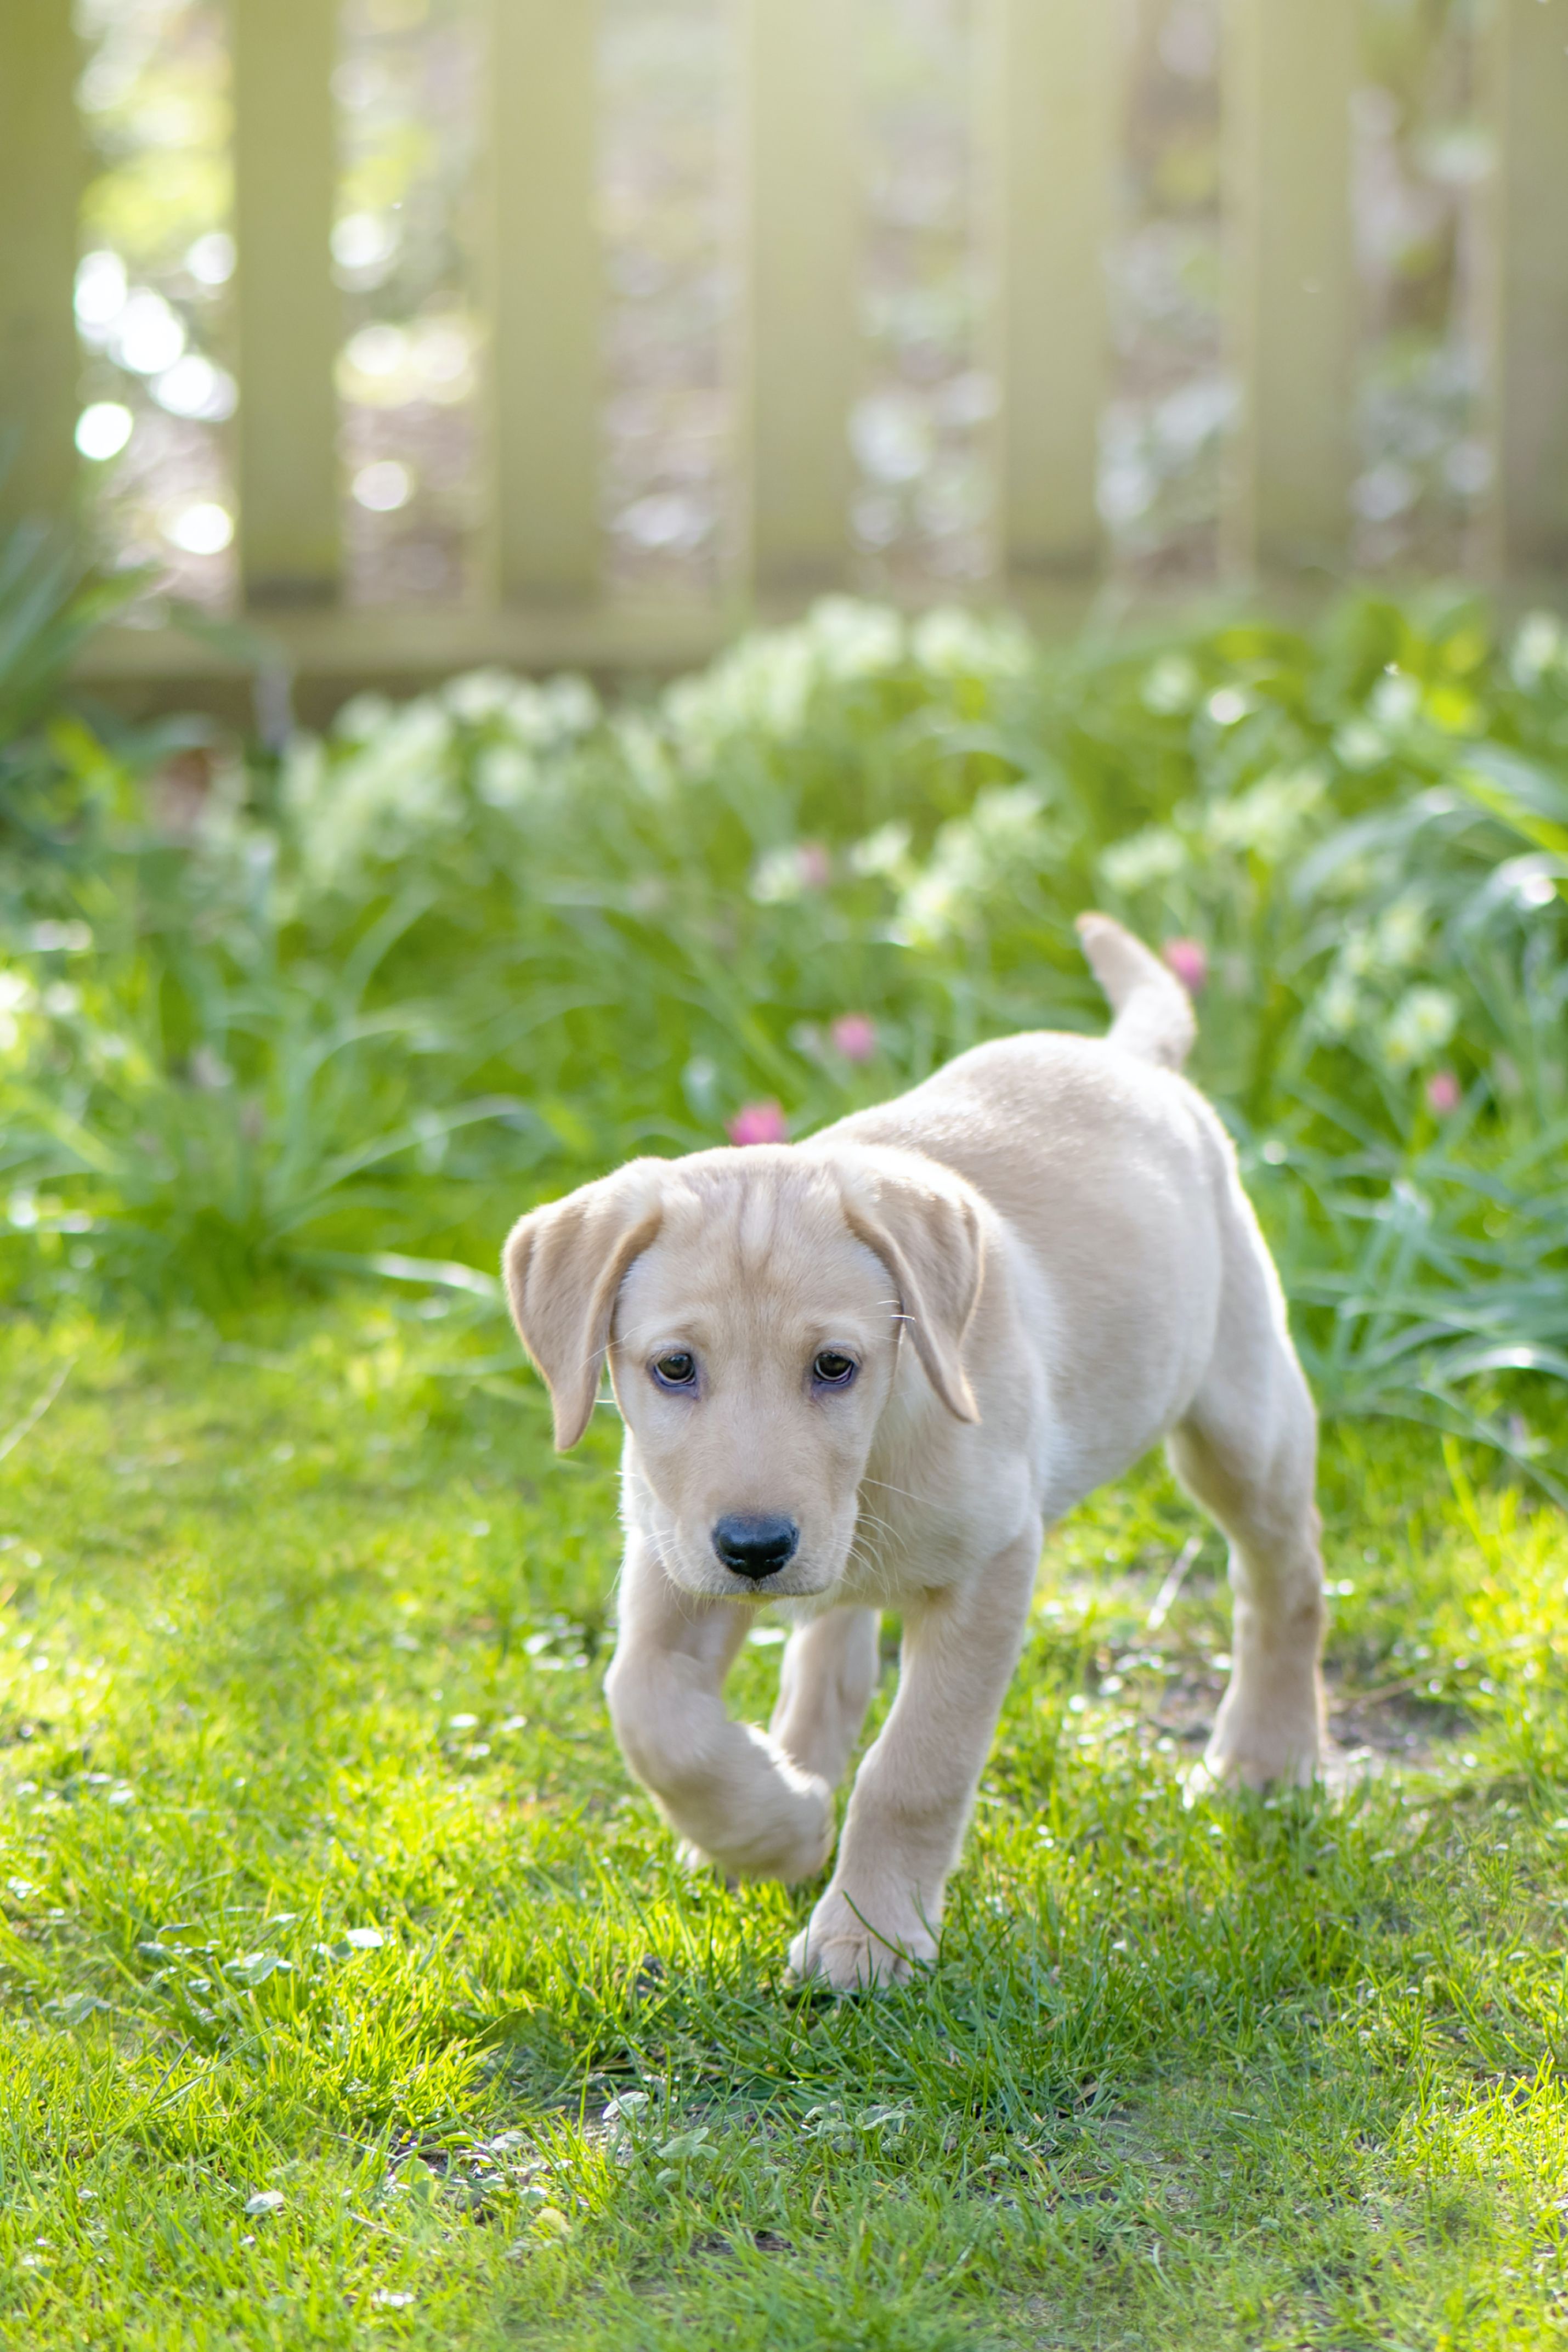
503 914 1326 1990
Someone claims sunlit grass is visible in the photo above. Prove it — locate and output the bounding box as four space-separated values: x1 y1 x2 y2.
0 1296 1564 2347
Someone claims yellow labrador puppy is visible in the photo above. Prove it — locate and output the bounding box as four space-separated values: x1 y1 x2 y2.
503 915 1325 1989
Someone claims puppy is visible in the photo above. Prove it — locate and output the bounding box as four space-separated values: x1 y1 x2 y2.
503 915 1326 1989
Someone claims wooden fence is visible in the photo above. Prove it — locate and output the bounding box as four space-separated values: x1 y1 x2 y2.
1 0 1566 695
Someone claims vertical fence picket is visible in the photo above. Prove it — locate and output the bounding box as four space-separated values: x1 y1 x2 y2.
1485 0 1568 580
21 2 1564 683
990 0 1115 585
489 0 602 607
1224 0 1357 578
0 6 83 534
233 0 340 606
743 0 856 599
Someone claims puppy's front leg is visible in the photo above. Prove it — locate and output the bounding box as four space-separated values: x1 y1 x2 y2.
769 1607 880 1791
790 1519 1041 1990
605 1534 835 1884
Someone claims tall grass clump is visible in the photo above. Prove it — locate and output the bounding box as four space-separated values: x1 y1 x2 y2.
2 586 1566 1471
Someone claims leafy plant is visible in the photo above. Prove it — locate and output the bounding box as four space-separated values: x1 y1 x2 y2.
0 868 525 1314
2 586 1567 1475
0 478 207 861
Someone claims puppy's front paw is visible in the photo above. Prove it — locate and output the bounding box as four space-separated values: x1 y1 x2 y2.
683 1776 836 1887
786 1883 938 1992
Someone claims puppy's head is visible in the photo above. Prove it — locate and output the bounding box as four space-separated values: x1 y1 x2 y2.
503 1145 982 1600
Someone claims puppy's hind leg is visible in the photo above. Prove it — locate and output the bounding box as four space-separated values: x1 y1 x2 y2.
1168 1246 1327 1789
770 1608 881 1791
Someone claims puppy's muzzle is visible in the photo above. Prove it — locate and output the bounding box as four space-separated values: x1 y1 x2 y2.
711 1513 799 1581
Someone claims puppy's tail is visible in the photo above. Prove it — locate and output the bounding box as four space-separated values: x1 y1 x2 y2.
1075 912 1196 1071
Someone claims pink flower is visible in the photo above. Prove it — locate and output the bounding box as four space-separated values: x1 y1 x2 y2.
1425 1068 1461 1116
1163 937 1208 996
830 1013 878 1064
797 841 832 890
726 1100 789 1147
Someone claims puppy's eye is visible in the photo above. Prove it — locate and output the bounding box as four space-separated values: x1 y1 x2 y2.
651 1350 697 1390
812 1350 857 1388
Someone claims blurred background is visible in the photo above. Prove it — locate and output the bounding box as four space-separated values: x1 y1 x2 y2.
1 0 1563 710
0 0 1565 1472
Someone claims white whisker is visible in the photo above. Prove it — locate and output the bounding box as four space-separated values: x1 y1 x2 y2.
861 1474 941 1509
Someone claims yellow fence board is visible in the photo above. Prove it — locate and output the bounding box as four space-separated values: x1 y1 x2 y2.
489 0 602 606
743 0 856 596
990 0 1115 582
1485 0 1568 579
17 0 1563 691
0 3 83 533
233 0 339 606
1224 0 1357 578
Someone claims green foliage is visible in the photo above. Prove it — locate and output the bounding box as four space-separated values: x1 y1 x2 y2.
0 511 155 849
2 589 1567 1472
1 1304 1566 2348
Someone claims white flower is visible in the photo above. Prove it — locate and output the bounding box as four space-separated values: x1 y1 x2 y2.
751 846 802 904
288 700 461 885
1511 611 1565 691
750 845 823 904
1206 767 1326 862
501 674 598 747
333 692 395 744
547 674 599 733
806 597 904 680
1382 986 1459 1070
661 598 970 771
475 743 537 808
0 969 36 1053
1373 897 1426 971
910 606 1031 681
442 668 519 725
280 732 326 818
893 785 1048 945
1341 928 1377 979
897 869 963 947
966 783 1046 847
503 683 556 746
1100 826 1187 895
611 713 673 800
1315 970 1363 1038
847 821 912 880
1141 655 1200 716
664 632 816 760
1371 671 1422 731
1334 720 1389 772
356 696 452 779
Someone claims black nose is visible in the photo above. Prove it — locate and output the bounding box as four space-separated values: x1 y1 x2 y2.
712 1512 799 1580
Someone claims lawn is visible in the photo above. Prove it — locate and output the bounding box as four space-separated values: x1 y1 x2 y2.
3 575 1568 2346
1 1298 1566 2350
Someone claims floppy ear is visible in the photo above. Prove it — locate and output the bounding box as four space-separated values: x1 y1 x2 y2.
502 1168 664 1450
839 1160 984 1422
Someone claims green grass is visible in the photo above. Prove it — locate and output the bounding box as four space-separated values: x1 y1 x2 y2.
2 1294 1566 2350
